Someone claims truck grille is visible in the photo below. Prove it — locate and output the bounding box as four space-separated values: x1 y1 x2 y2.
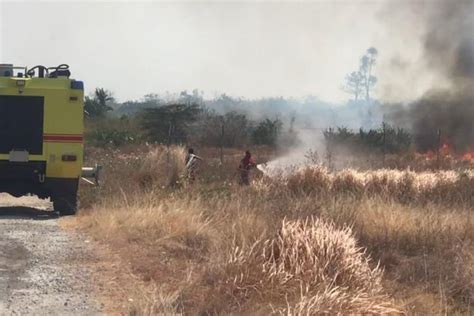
0 95 44 155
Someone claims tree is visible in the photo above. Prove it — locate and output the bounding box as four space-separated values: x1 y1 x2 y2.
178 89 205 106
192 110 251 148
343 71 364 101
84 88 114 118
252 118 283 146
95 88 114 107
140 103 201 143
323 125 411 154
207 94 243 113
360 47 378 101
343 47 378 102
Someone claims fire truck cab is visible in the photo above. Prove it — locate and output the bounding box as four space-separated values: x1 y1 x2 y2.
0 64 84 215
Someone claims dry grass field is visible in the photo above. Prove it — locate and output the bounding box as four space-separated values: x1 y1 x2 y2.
78 145 473 314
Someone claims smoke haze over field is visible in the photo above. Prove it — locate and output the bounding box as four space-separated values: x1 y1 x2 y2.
0 0 463 104
1 0 472 154
385 0 474 152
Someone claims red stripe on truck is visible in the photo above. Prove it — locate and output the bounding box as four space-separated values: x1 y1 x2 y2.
43 134 83 143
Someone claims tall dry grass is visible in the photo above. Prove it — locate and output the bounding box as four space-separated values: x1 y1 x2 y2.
136 146 187 189
220 217 397 314
78 144 474 314
260 165 474 206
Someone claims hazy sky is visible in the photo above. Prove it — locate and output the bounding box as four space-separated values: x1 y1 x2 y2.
0 0 445 102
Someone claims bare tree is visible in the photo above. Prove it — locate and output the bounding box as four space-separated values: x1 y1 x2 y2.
343 47 378 102
360 47 378 101
343 71 364 101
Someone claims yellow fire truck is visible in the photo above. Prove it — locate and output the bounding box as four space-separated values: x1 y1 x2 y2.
0 64 96 215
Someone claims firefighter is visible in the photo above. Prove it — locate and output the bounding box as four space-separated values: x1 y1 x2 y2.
185 148 202 182
238 150 256 185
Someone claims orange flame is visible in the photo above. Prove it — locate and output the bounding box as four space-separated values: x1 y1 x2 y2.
416 139 474 164
462 152 474 162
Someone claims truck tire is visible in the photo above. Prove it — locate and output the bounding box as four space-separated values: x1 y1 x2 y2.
53 195 78 216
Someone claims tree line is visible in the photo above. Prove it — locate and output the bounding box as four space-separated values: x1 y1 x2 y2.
84 87 416 156
84 90 286 148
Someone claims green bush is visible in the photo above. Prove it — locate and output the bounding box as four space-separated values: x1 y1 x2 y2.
85 116 141 147
324 125 412 154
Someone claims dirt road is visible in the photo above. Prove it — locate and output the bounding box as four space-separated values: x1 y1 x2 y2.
0 194 102 315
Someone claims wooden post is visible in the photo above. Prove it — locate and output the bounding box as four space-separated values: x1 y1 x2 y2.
167 121 173 166
382 122 386 168
436 129 441 169
220 117 225 165
325 128 333 171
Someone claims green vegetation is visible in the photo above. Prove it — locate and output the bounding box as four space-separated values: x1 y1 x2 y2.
140 103 201 143
84 88 114 118
252 118 283 146
324 125 412 154
83 87 419 158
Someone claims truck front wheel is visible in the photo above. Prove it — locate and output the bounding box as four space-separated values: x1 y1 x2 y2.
53 195 78 216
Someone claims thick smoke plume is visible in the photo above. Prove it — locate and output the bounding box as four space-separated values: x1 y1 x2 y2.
387 0 474 152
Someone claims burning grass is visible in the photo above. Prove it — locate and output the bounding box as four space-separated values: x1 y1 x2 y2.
78 145 474 314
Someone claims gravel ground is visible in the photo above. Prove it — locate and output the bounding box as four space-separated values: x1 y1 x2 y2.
0 194 103 315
